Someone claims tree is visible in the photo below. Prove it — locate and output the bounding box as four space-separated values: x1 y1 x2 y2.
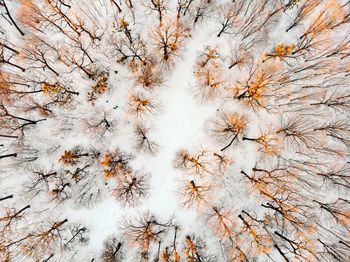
174 148 214 177
0 194 13 202
272 229 318 261
182 235 215 262
151 17 191 63
180 180 211 208
189 0 214 25
176 0 195 20
133 123 159 154
231 61 286 110
58 45 95 79
19 219 69 260
285 0 322 32
313 162 350 189
240 165 315 237
88 73 109 104
23 169 59 199
243 130 281 156
310 90 350 112
313 198 350 233
317 238 350 262
299 2 343 41
0 205 30 238
211 152 233 176
49 174 72 203
128 91 159 117
0 103 46 138
121 212 173 258
117 18 134 44
160 225 180 262
101 237 123 262
210 112 248 151
110 35 147 64
18 0 103 41
84 108 116 139
21 36 61 76
64 223 89 254
194 47 225 99
59 147 89 165
233 0 284 41
143 0 168 26
205 206 235 239
237 211 273 259
264 43 296 61
0 0 25 36
291 32 330 60
228 43 252 69
100 149 134 179
0 42 26 72
317 34 350 60
73 173 102 208
113 170 150 206
41 81 79 106
129 57 163 89
216 2 242 37
276 115 321 152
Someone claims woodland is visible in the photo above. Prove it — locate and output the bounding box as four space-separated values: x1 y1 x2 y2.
0 0 350 261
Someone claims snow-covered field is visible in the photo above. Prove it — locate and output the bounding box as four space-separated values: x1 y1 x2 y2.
1 0 350 261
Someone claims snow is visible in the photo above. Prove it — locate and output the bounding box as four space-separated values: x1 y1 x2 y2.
1 0 350 261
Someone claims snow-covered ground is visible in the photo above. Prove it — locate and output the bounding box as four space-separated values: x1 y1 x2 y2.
1 0 350 261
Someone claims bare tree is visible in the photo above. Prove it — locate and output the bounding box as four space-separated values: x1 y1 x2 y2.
121 212 173 258
21 37 60 76
88 73 109 104
0 194 13 202
276 115 321 151
59 147 89 165
0 205 30 238
228 43 252 69
317 238 350 262
64 223 89 251
128 91 159 117
174 148 214 177
100 149 134 179
182 235 216 262
114 170 150 206
180 180 211 208
23 169 58 199
313 198 350 233
0 42 26 72
216 2 243 37
210 112 248 151
205 205 235 239
151 17 190 63
0 0 25 36
194 47 225 99
84 108 116 139
129 57 163 89
19 219 69 260
190 0 214 25
133 123 159 154
101 237 123 262
285 0 322 32
143 0 168 26
110 36 147 64
49 174 72 203
0 103 46 138
242 130 281 156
